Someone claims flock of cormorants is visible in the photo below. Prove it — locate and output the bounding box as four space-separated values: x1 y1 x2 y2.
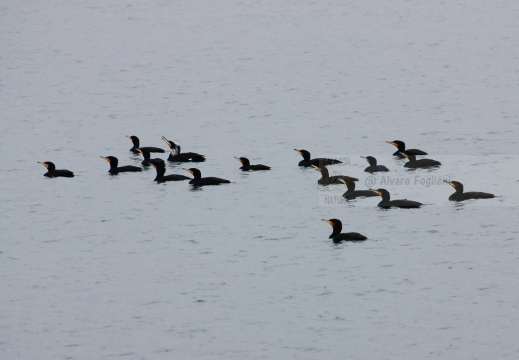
39 137 495 244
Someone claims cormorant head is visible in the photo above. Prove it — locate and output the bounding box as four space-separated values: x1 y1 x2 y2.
126 135 139 147
387 140 405 150
321 218 343 237
234 157 250 167
369 188 389 199
38 161 55 171
100 156 118 166
294 149 311 160
445 180 463 192
361 156 377 166
183 167 201 179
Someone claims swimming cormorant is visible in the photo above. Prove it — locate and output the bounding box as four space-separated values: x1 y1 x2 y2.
339 178 378 200
38 162 74 178
361 156 389 173
445 180 495 201
126 135 165 154
162 136 205 162
183 168 230 186
150 162 190 183
400 152 441 169
235 157 271 171
137 148 165 167
321 218 367 243
386 140 428 158
369 188 422 208
311 165 353 185
100 156 142 175
294 149 342 167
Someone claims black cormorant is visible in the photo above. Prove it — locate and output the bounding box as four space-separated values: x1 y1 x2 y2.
387 140 427 158
311 165 354 185
370 188 422 208
100 156 142 175
445 180 495 201
183 168 230 186
127 135 165 154
339 178 378 200
321 218 367 243
235 157 271 171
38 162 74 178
162 136 205 162
361 156 389 173
150 162 190 183
400 152 441 169
294 149 342 167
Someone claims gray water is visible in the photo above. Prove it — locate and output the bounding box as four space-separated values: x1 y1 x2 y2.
2 1 519 359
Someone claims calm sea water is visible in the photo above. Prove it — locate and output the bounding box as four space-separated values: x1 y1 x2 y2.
2 1 519 359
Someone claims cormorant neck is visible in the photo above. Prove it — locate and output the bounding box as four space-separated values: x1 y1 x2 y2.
406 154 417 162
154 166 166 180
330 223 342 238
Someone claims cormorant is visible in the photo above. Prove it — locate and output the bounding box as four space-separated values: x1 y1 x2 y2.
150 162 190 183
400 152 441 169
445 180 495 201
369 188 422 208
126 135 165 154
339 178 378 200
321 218 367 243
137 148 165 167
386 140 427 158
361 156 389 173
294 149 342 167
100 156 142 175
183 168 230 186
162 136 205 162
38 162 74 178
234 157 271 171
311 165 353 185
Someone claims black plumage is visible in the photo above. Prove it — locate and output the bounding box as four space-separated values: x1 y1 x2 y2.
100 156 142 175
446 180 495 201
387 140 427 158
321 218 367 243
361 156 389 173
370 188 422 208
294 149 342 167
162 136 205 162
339 178 378 200
38 162 74 178
183 168 230 186
235 157 271 171
401 152 441 169
150 162 190 183
127 135 165 154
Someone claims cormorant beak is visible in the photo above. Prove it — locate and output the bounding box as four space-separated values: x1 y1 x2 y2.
360 156 368 162
398 152 408 158
369 188 382 196
444 180 455 188
151 164 157 169
100 156 109 162
234 156 242 163
136 148 143 154
126 135 131 139
338 178 347 185
321 219 332 225
293 149 301 154
161 136 172 145
386 141 396 146
182 168 193 175
38 162 48 168
311 164 321 171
